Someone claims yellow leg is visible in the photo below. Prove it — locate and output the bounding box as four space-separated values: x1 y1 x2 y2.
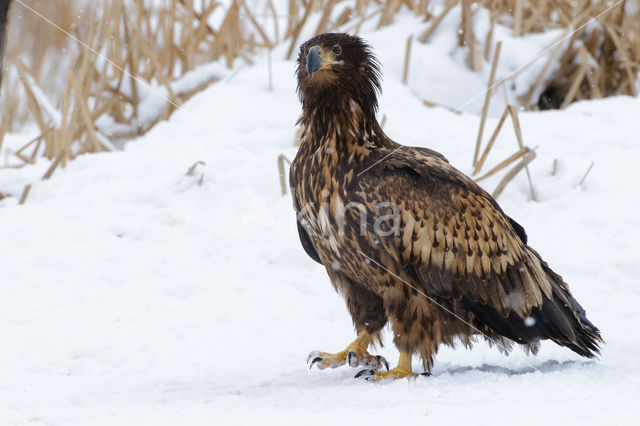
308 330 388 371
356 351 418 381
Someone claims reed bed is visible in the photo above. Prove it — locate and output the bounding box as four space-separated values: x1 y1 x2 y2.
0 0 637 201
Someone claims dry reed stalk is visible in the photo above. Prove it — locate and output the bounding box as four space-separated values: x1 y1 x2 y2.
520 29 567 105
507 105 535 200
15 60 55 158
513 0 523 37
314 0 337 36
418 0 458 43
18 184 31 205
484 11 495 61
559 63 588 109
186 160 206 176
402 35 413 85
267 0 280 44
527 0 551 34
42 149 65 180
605 25 638 97
278 154 292 195
473 41 502 170
243 1 274 49
0 114 7 154
578 161 595 186
492 149 536 199
472 102 536 200
346 6 383 35
422 99 464 114
56 71 73 167
332 5 354 30
178 0 217 37
378 0 401 29
268 48 273 91
285 0 299 40
475 105 509 175
475 146 532 182
463 0 480 70
286 0 313 59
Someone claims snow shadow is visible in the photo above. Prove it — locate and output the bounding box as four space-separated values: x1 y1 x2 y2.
433 359 597 377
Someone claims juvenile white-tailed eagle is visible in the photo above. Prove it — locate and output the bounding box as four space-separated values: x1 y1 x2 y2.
290 33 602 381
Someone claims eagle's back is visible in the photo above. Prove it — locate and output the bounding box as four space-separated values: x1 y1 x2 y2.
357 147 601 358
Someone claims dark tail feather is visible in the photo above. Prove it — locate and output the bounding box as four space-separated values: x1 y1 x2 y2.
461 264 602 358
536 264 602 358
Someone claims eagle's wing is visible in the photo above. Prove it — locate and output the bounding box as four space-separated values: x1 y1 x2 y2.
359 147 600 356
361 147 555 319
297 218 322 264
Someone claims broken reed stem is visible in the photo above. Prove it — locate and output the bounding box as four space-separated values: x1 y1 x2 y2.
492 149 536 199
0 115 8 154
402 35 413 85
278 154 292 196
513 0 523 37
521 30 567 106
474 105 509 175
560 64 588 109
418 0 457 43
475 146 532 182
18 184 32 205
507 105 536 201
578 161 595 186
186 160 205 176
286 1 313 59
473 41 502 169
42 150 65 180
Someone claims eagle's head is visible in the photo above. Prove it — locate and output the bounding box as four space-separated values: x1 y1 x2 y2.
296 33 381 114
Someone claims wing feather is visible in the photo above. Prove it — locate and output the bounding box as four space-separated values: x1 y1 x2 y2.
359 149 545 319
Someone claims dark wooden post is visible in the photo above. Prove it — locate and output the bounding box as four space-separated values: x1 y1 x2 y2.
0 0 13 91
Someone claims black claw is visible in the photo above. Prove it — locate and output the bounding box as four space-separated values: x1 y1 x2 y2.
376 355 390 371
421 372 431 377
309 357 323 369
347 350 357 367
354 369 375 380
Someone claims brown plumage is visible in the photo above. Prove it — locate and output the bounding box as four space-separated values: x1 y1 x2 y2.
291 33 602 375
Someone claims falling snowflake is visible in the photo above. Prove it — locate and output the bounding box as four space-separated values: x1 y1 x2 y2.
524 316 536 327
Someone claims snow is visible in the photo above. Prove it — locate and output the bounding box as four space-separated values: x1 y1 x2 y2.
2 9 640 426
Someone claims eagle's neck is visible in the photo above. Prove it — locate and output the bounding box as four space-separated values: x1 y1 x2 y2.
298 94 391 159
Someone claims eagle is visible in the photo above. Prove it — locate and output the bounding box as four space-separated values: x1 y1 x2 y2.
290 33 602 381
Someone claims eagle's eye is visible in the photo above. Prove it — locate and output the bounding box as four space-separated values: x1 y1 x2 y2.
332 45 342 56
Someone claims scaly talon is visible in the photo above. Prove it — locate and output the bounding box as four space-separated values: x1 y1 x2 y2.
307 330 386 371
355 351 417 382
359 367 419 382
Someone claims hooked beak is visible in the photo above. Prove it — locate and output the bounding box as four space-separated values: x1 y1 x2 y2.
306 45 322 79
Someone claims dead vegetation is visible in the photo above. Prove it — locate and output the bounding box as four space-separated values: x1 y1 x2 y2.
0 0 637 202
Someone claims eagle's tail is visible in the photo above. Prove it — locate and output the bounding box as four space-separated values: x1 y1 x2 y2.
461 258 602 358
530 261 602 358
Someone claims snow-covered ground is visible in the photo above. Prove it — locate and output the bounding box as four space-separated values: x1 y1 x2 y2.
2 10 640 426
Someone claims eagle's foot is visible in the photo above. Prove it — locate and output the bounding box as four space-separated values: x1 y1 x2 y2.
354 351 416 382
354 367 418 382
307 348 387 370
307 331 388 371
